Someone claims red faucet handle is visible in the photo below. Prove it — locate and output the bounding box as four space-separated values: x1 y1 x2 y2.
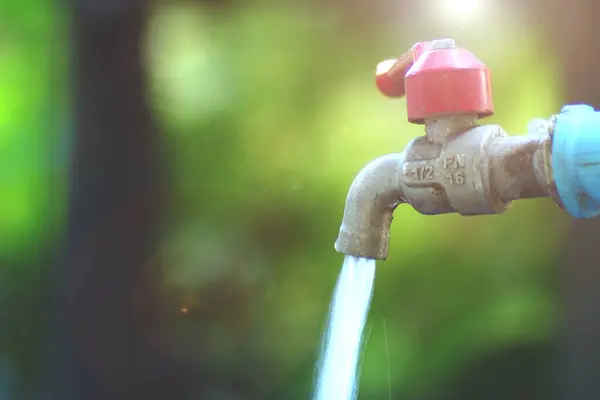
375 41 433 97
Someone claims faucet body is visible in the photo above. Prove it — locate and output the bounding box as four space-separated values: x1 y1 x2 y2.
335 114 555 260
335 39 562 260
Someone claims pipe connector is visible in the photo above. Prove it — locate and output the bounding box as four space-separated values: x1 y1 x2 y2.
552 104 600 218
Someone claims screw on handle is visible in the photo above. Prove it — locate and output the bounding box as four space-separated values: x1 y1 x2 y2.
375 39 456 98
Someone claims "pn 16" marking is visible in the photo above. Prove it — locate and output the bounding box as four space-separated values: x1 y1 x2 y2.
443 154 466 170
445 172 465 185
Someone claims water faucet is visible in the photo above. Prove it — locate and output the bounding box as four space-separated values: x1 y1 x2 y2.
334 38 600 261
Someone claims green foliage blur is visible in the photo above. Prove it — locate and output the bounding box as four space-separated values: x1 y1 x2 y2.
0 0 571 397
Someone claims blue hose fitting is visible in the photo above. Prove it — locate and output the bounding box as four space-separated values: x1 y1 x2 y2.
552 104 600 218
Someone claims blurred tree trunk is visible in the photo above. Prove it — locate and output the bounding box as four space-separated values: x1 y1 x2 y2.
46 0 182 398
546 1 600 399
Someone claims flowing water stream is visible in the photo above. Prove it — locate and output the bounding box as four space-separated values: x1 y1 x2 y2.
314 255 376 400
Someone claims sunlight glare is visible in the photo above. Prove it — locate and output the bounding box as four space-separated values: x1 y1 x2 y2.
438 0 481 20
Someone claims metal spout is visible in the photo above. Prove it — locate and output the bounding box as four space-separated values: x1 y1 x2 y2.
334 153 405 260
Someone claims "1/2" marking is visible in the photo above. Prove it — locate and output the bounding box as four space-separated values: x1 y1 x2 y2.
412 165 435 181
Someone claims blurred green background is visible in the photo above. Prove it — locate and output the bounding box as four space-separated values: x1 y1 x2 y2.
0 0 581 398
